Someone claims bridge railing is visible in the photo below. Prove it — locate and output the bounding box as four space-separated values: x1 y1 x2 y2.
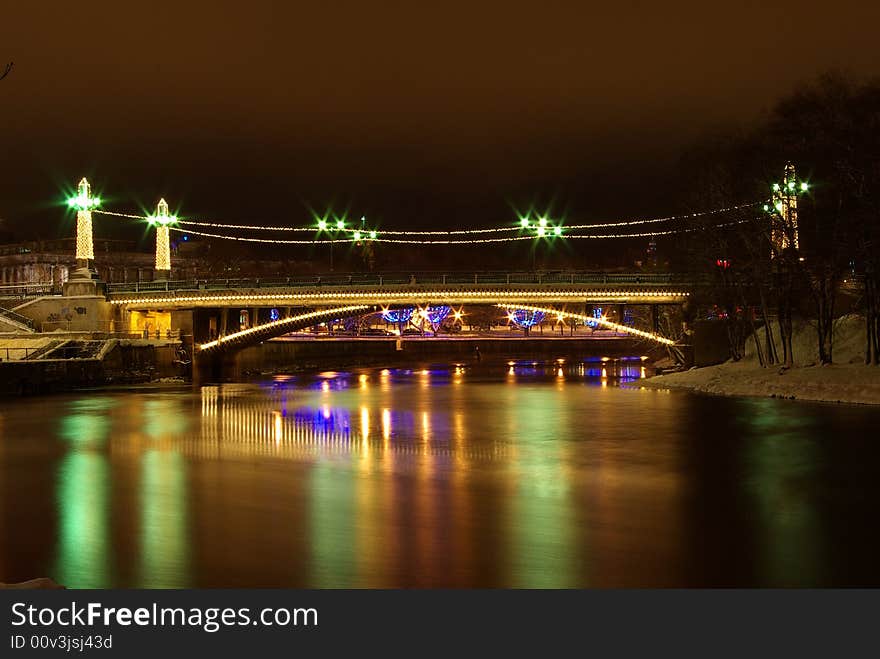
107 271 687 294
0 306 36 330
0 282 55 297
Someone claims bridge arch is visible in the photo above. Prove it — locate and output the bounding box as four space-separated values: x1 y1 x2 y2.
198 304 374 356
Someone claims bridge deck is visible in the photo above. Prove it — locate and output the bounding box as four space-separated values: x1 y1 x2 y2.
108 272 691 308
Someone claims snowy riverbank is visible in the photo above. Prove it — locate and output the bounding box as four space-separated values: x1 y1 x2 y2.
643 315 880 405
643 361 880 405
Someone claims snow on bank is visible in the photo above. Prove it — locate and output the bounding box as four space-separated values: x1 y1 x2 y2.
643 315 880 405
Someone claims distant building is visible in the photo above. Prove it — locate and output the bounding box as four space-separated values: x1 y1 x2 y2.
0 238 199 287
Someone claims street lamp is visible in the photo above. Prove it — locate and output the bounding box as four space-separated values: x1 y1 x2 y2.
148 198 178 279
769 162 808 257
67 177 100 273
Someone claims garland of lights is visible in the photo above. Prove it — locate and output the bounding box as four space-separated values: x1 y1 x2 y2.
94 201 759 239
97 208 752 244
498 304 675 346
157 218 749 245
199 305 369 350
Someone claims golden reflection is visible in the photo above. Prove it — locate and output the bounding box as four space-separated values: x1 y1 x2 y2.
360 406 370 443
382 408 391 442
421 411 431 443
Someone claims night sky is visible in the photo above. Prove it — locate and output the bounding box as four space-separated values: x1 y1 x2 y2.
2 1 880 244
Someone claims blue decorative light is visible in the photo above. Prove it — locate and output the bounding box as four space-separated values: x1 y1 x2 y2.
427 305 451 325
382 307 414 324
509 309 545 328
269 308 280 322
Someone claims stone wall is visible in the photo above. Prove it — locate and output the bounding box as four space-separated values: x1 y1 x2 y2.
11 295 116 332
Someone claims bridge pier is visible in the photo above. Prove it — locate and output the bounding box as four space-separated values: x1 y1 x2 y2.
193 349 240 385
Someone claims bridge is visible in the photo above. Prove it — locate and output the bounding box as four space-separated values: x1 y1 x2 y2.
7 270 694 381
104 271 691 380
106 271 691 308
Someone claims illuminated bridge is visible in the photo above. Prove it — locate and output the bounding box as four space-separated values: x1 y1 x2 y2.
101 271 695 380
107 271 692 309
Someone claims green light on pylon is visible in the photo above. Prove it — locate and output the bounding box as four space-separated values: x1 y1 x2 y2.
553 226 563 236
369 230 377 240
317 219 328 231
353 230 362 241
67 177 100 211
336 219 345 230
519 216 530 228
147 198 177 226
800 182 809 191
537 226 547 237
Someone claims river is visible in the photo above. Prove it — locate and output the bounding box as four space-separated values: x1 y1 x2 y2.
1 357 879 587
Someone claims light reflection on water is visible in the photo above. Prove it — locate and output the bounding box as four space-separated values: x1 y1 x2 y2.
1 358 879 587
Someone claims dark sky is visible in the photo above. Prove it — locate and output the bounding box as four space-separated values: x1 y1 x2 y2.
2 0 880 242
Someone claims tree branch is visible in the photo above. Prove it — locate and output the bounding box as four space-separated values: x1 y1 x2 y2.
0 62 13 82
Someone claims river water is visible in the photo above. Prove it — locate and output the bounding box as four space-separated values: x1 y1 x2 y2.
1 358 879 588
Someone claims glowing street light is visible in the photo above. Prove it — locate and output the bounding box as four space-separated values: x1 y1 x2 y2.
68 177 100 268
770 162 807 255
148 198 178 276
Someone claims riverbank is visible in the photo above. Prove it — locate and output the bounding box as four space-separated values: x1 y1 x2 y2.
0 336 184 395
643 361 880 405
644 315 880 405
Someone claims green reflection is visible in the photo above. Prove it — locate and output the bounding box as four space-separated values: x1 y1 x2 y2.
59 398 114 447
53 451 111 588
309 462 356 587
139 450 190 587
143 399 189 440
739 399 822 585
54 398 115 587
505 389 577 587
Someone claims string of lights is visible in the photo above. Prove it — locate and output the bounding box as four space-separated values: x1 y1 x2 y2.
497 304 676 346
166 217 750 245
563 201 761 229
95 201 760 236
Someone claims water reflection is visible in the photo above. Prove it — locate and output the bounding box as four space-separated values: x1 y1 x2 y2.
0 359 879 587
